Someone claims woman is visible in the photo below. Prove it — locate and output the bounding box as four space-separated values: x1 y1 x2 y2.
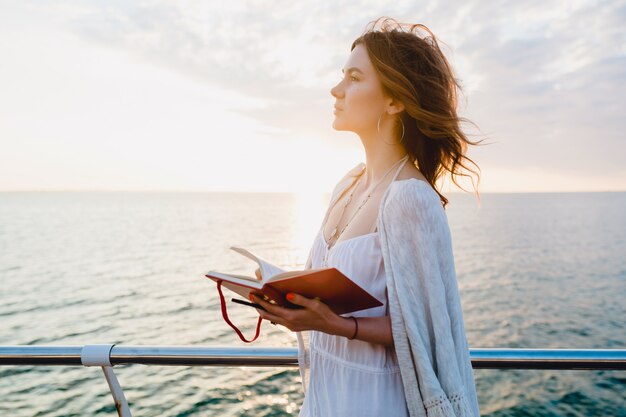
252 17 483 417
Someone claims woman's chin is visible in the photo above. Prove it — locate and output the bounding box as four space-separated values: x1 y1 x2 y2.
332 120 346 131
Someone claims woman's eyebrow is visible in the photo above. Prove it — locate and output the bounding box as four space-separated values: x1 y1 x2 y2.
342 67 365 75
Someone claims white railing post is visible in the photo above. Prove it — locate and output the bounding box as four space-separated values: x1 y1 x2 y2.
81 344 131 417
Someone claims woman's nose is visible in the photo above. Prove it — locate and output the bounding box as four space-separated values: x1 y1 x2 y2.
330 82 344 98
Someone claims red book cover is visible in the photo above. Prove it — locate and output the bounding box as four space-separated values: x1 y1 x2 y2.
206 248 382 315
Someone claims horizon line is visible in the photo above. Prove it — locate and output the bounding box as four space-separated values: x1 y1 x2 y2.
0 189 624 195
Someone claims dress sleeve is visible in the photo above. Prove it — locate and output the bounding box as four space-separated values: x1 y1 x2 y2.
378 180 479 417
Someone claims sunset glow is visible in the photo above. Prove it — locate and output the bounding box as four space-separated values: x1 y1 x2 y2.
1 1 624 193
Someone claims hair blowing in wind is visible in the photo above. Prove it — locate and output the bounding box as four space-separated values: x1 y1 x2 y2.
352 17 486 208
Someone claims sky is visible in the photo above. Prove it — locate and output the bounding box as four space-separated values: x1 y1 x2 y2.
0 0 624 194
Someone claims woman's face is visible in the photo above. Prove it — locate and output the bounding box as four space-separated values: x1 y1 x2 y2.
330 43 390 135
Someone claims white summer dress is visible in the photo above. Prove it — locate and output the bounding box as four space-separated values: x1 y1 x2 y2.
298 160 410 417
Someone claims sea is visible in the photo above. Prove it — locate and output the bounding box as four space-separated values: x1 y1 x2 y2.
0 190 624 416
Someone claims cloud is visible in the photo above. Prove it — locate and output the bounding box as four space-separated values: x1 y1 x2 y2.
426 0 626 177
4 0 626 191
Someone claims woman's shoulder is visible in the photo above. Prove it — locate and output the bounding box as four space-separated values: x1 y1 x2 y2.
345 162 366 178
329 162 366 196
387 178 441 207
381 178 448 229
381 179 450 239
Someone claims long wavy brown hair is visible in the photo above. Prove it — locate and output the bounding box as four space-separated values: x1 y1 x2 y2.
352 17 485 208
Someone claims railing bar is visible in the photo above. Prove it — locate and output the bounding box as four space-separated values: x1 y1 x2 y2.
0 346 624 370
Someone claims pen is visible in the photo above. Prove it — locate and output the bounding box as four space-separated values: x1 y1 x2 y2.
231 297 267 311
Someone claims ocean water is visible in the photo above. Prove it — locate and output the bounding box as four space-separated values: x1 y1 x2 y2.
0 190 624 416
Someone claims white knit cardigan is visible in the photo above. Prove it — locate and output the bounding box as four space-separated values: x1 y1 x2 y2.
296 163 480 417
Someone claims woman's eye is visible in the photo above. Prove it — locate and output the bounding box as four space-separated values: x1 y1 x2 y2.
340 73 358 82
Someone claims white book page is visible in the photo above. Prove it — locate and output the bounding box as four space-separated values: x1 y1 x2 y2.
206 271 263 289
268 268 328 282
230 246 287 282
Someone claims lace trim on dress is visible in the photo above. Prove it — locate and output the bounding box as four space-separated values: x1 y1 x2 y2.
423 390 475 417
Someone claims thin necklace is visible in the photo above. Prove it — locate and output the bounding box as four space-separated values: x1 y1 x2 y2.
323 154 409 267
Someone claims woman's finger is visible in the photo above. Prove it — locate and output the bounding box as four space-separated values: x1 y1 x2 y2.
285 292 318 308
251 294 290 316
251 293 272 308
258 310 284 325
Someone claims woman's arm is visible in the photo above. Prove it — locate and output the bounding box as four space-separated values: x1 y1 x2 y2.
334 314 394 348
251 293 394 348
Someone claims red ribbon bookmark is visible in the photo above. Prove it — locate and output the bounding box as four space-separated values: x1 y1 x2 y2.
216 280 263 343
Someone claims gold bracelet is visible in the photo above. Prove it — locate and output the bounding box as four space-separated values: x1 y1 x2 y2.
347 316 358 340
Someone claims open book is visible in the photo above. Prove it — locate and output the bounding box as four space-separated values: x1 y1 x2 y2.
205 246 382 315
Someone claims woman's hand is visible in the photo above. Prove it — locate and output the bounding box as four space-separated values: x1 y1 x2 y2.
250 292 348 335
249 290 395 347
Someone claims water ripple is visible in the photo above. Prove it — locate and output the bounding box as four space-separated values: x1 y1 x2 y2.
0 191 624 416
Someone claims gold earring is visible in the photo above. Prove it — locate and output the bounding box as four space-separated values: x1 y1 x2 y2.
379 112 394 145
380 113 405 145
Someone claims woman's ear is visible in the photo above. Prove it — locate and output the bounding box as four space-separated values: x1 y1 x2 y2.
386 98 405 116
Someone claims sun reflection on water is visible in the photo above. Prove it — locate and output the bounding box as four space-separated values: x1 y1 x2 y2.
287 191 329 268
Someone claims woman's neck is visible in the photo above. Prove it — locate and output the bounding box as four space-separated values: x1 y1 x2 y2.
360 141 408 188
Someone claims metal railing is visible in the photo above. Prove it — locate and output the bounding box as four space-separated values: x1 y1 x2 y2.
1 345 625 417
